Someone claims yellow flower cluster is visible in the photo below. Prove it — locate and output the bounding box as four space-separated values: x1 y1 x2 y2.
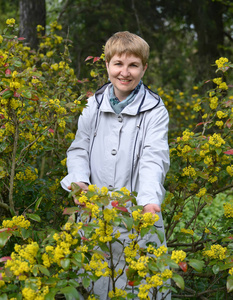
226 165 233 176
217 110 228 119
15 167 38 182
223 202 233 218
85 253 110 277
229 267 233 275
180 228 194 235
196 187 207 197
2 215 31 230
209 96 218 110
138 273 164 299
213 77 228 90
42 231 78 267
108 288 127 299
5 242 39 277
182 166 196 178
203 244 227 260
215 57 229 68
171 250 186 264
124 242 140 263
208 133 225 148
130 255 149 277
173 212 183 221
22 285 49 300
95 219 113 242
147 245 167 258
6 18 15 25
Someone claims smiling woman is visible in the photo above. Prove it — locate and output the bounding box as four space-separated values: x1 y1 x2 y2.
106 54 147 101
61 31 170 299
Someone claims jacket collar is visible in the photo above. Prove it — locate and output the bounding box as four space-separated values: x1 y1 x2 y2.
94 82 161 115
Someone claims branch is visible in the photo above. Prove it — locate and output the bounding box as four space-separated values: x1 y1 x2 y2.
0 201 10 211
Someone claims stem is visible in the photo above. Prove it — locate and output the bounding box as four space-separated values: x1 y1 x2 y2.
8 114 19 213
108 241 116 292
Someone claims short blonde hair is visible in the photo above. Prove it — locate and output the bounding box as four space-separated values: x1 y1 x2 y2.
104 31 149 66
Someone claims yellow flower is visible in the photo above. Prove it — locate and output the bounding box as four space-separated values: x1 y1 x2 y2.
171 250 186 263
6 18 15 25
223 202 233 218
181 228 194 235
203 244 227 260
226 165 233 176
0 35 3 43
215 57 229 68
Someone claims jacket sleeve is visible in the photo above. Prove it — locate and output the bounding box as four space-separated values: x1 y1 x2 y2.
60 99 95 191
136 104 170 207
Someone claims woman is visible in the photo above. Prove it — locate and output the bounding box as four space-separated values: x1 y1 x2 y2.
61 31 170 299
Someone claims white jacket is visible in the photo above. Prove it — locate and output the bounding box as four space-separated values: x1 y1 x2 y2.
61 82 169 204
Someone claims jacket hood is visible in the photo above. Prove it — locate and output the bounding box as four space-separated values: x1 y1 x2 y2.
94 82 162 115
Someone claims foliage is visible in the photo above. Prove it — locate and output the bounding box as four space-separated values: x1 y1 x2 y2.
0 19 233 299
0 18 87 222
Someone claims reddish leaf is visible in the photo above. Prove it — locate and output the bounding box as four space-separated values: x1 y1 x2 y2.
111 201 119 207
93 56 100 63
115 206 128 212
86 91 94 98
5 69 11 75
226 118 233 129
224 149 233 155
0 114 4 119
128 281 135 286
0 88 9 96
14 91 20 97
18 37 26 41
0 256 11 263
179 261 188 272
85 56 93 61
48 129 54 133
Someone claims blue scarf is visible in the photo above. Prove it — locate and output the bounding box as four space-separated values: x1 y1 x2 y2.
109 80 142 114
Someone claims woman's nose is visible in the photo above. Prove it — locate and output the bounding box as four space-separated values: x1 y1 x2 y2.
120 67 130 77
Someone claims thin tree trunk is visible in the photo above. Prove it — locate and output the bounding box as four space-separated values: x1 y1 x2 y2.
19 0 46 50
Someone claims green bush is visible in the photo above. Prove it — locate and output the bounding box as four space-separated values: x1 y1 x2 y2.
0 19 233 299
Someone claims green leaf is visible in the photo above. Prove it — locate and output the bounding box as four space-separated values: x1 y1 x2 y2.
164 258 179 269
60 286 80 300
2 90 13 99
0 230 12 248
153 228 164 244
38 264 50 276
21 90 32 99
172 273 185 290
82 277 90 288
227 277 233 293
188 259 204 272
212 264 219 274
0 294 8 300
140 226 150 237
26 213 41 222
73 252 83 263
122 216 133 231
61 258 70 271
44 288 59 300
148 261 159 272
35 197 43 211
12 59 22 67
68 279 79 288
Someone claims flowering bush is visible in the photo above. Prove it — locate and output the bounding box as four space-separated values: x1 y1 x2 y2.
0 19 233 299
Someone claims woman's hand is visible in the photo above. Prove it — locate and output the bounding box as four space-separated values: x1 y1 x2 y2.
142 203 161 214
68 182 88 206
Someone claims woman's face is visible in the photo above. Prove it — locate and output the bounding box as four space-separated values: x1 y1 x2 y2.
106 53 147 102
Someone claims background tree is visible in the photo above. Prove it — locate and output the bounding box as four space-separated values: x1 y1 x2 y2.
19 0 46 49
